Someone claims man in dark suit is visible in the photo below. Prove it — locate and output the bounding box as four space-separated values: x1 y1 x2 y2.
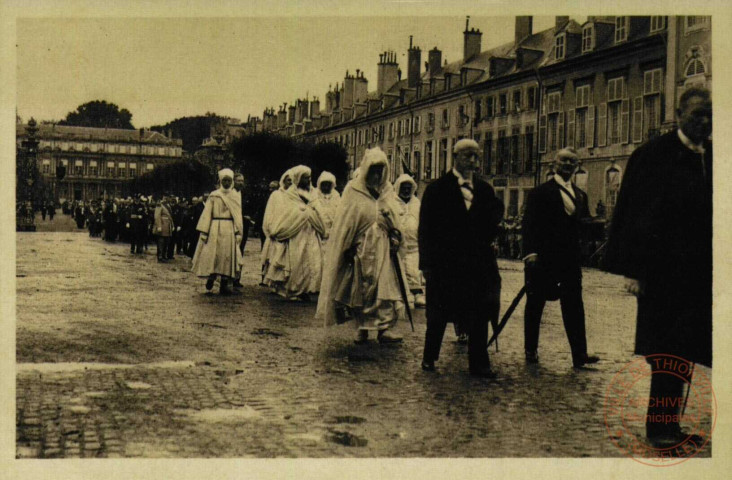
604 87 711 448
522 147 599 369
419 139 504 378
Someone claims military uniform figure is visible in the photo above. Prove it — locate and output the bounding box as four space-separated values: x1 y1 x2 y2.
128 196 148 254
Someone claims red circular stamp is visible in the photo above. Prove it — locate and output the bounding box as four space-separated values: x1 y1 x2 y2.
604 354 716 466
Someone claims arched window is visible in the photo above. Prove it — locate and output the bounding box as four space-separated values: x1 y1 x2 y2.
685 57 706 77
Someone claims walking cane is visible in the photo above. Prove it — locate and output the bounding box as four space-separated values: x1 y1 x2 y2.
487 285 527 348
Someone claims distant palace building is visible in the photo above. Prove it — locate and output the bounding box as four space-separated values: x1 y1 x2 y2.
260 15 711 218
15 123 183 202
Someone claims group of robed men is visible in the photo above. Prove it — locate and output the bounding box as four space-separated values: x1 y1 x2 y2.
183 87 711 452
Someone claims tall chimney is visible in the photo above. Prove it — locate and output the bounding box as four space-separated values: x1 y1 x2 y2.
463 16 482 62
515 16 533 46
310 97 320 117
555 16 569 31
428 47 442 76
377 50 400 95
354 71 368 103
407 36 422 88
288 104 296 125
342 70 355 109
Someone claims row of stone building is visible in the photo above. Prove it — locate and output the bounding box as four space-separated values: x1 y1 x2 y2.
15 123 183 202
260 15 711 218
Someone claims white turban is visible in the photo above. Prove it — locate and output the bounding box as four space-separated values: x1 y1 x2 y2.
218 168 234 182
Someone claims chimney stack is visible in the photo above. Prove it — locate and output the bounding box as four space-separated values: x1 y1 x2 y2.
407 36 422 88
428 47 442 77
288 104 296 125
310 97 320 118
377 50 400 95
515 16 533 46
463 16 482 62
354 71 368 103
555 16 569 31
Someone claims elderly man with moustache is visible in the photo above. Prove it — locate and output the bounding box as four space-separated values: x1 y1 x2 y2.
419 139 504 378
521 147 599 369
604 87 712 448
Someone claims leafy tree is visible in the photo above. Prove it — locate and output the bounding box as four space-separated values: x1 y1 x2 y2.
129 159 216 198
150 114 228 153
60 100 134 129
307 141 349 190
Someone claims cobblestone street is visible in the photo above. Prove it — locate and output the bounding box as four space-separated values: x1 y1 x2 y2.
15 220 714 459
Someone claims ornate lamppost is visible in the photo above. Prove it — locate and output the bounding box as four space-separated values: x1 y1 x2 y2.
16 118 39 231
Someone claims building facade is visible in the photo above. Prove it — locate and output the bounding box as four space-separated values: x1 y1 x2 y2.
260 15 711 219
16 123 183 202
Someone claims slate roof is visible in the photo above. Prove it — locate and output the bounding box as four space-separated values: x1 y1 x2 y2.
16 124 182 145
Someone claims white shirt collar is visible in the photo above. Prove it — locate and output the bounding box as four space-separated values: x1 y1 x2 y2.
452 167 473 186
678 129 706 154
553 173 574 192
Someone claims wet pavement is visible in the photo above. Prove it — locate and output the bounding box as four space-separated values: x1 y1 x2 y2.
15 215 714 458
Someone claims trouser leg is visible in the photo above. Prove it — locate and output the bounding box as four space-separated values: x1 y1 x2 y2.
646 357 690 437
423 316 447 363
524 292 546 353
157 236 166 259
468 318 490 372
559 278 588 361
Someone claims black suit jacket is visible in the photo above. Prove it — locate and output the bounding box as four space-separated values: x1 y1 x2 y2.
604 131 711 366
522 178 590 281
419 172 503 321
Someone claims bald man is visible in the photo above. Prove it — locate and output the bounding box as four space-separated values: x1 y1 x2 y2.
522 147 599 369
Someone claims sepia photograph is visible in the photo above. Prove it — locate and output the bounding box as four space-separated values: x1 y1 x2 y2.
3 1 729 478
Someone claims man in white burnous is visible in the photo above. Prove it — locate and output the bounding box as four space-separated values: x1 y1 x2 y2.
263 165 325 301
311 171 341 254
191 168 244 295
317 147 407 344
390 174 426 308
260 169 292 285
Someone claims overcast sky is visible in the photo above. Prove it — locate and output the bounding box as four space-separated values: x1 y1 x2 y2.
16 16 575 128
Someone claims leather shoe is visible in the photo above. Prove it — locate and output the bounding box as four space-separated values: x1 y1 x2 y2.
573 354 600 368
525 351 539 364
377 331 403 344
470 367 497 379
648 432 706 450
205 277 215 291
421 360 436 372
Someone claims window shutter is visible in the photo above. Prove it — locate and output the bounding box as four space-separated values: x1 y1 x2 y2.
597 103 607 147
632 97 644 143
490 137 497 174
538 114 548 153
587 105 595 148
567 109 575 148
621 99 630 144
558 111 566 149
517 132 524 173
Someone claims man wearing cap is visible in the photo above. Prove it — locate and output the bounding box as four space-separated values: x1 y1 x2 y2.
522 147 599 369
419 139 504 378
128 194 148 254
154 193 175 263
192 169 244 294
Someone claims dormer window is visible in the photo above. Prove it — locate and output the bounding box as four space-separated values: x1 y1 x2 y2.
650 16 666 33
615 16 629 43
555 34 566 60
582 24 595 52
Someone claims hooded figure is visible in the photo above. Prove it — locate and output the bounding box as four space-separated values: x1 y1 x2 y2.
316 147 408 344
191 168 244 294
311 171 341 252
261 169 293 282
390 174 425 308
263 165 326 300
